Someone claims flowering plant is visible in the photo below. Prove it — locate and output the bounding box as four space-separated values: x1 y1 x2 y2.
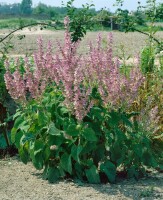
5 17 161 183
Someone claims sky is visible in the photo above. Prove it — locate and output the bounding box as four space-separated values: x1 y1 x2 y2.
0 0 162 11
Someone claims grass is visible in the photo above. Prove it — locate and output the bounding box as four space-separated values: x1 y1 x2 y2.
0 18 39 29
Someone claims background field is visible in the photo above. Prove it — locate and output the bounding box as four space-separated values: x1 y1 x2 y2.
1 28 163 58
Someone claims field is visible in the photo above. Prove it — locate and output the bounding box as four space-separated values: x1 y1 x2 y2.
1 28 163 57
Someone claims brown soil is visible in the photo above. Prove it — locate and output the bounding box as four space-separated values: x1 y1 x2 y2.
0 156 163 200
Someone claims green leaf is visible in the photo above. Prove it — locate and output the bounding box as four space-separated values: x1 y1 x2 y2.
48 122 60 136
71 145 82 163
110 142 124 165
14 116 24 129
48 135 64 147
91 107 103 120
11 127 17 143
20 124 30 132
82 142 97 154
100 161 116 183
85 165 100 184
82 128 97 142
60 153 72 174
19 145 29 164
74 162 84 180
13 110 22 119
60 107 69 115
33 152 44 170
15 130 24 148
142 151 157 167
66 124 80 137
121 114 133 128
48 167 60 183
38 111 49 126
108 110 120 127
43 146 51 162
93 145 105 164
34 139 44 155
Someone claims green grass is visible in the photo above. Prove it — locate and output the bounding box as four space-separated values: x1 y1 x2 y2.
0 18 39 29
135 24 163 32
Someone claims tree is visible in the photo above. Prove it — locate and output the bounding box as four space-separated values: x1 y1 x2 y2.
96 9 112 27
156 3 163 21
64 0 95 42
20 0 32 15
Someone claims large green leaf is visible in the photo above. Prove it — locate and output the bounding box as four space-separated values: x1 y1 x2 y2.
48 135 64 147
59 107 69 115
11 127 17 143
14 130 24 148
121 114 133 128
108 111 120 127
26 139 43 170
93 145 105 164
48 167 60 183
34 139 44 155
13 110 22 120
60 153 72 174
13 116 24 129
66 124 80 137
48 122 60 136
82 128 97 142
100 161 116 183
74 162 84 180
43 146 51 162
110 142 124 165
142 151 158 167
71 145 82 163
19 145 29 164
85 165 100 184
90 107 104 121
81 142 97 154
38 111 49 126
11 115 30 143
33 152 44 170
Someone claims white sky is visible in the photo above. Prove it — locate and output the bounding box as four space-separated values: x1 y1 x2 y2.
0 0 162 11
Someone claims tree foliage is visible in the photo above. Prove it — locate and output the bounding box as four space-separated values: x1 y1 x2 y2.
20 0 32 15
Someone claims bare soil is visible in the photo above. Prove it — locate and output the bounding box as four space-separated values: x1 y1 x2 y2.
0 156 163 200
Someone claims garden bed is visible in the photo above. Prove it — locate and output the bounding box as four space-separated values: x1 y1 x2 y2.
0 156 162 200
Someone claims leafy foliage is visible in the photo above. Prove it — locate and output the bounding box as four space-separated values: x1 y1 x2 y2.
64 0 95 42
11 87 161 183
140 45 155 74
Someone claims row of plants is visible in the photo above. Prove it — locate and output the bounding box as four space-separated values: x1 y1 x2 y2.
3 17 163 183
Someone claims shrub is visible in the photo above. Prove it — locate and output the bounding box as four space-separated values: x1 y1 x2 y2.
5 17 162 183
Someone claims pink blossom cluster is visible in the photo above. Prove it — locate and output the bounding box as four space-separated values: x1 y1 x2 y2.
4 42 53 102
4 17 145 121
4 66 26 102
82 33 145 108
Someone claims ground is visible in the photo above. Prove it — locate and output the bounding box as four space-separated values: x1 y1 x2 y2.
0 28 163 57
0 156 163 200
